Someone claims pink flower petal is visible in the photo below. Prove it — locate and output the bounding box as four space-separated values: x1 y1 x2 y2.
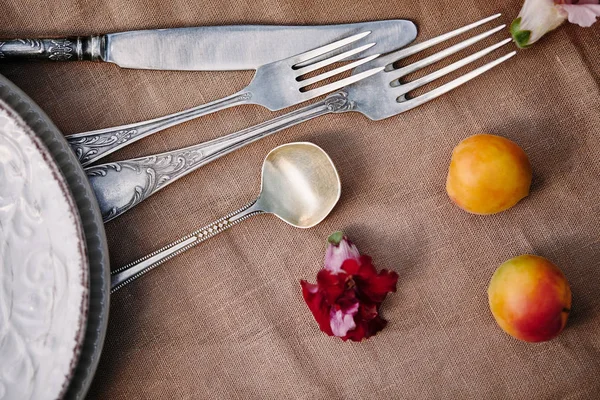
301 232 399 342
301 280 334 336
330 302 359 337
301 280 318 294
324 234 361 274
560 2 600 26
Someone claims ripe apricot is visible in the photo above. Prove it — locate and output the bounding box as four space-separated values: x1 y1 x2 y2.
446 134 532 215
488 255 571 342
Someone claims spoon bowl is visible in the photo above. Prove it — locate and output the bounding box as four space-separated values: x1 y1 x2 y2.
110 141 341 292
257 142 341 228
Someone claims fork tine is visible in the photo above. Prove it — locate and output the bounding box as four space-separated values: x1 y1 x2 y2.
395 38 512 96
399 51 516 112
382 13 502 71
388 24 506 84
304 66 385 99
291 31 371 66
298 54 380 88
296 42 376 75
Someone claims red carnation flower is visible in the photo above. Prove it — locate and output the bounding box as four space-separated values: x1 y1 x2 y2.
300 232 398 342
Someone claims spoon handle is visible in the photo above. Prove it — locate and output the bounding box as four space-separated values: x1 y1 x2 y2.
85 91 353 222
110 200 262 293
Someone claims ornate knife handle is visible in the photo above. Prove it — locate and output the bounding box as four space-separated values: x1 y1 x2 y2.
0 36 103 61
86 91 354 222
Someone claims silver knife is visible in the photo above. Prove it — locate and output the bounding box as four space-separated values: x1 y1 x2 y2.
0 21 416 70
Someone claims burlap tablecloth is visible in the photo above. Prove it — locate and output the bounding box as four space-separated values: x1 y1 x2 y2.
2 0 600 398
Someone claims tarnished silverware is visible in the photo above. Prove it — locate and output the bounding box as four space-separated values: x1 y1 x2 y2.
66 32 385 166
88 14 515 222
110 142 341 292
0 21 416 70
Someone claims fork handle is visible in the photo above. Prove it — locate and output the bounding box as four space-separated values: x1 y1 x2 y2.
86 91 353 222
66 91 253 166
0 36 103 61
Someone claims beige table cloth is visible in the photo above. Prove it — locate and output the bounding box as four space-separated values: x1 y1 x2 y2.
2 0 600 398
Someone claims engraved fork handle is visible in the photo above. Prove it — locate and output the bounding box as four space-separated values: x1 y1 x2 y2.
67 91 253 166
86 91 354 222
110 200 263 292
0 36 104 61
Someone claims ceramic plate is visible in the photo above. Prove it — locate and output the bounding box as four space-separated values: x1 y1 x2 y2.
0 98 89 399
0 74 110 400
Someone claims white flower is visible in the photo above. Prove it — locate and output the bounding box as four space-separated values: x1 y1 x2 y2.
511 0 600 48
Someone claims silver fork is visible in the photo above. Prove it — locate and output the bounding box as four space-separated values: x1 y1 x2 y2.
67 32 383 166
87 14 516 222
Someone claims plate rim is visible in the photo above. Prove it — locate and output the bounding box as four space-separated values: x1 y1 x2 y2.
0 98 90 398
0 73 110 400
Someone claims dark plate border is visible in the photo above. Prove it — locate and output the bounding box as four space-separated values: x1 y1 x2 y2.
0 74 110 400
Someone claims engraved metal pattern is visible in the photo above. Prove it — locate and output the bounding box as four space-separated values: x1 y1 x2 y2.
323 91 355 112
235 92 253 101
0 36 101 61
48 39 74 60
69 92 251 167
16 39 43 52
110 201 258 293
69 128 137 164
86 147 206 221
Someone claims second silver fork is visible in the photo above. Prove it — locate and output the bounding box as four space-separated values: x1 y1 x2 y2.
88 14 516 222
67 31 385 166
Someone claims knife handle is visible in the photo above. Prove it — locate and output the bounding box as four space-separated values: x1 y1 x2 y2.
0 36 103 61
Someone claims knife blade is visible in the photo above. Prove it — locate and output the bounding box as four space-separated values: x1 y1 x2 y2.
0 20 417 70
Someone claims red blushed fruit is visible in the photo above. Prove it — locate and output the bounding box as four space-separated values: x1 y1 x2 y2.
488 255 571 343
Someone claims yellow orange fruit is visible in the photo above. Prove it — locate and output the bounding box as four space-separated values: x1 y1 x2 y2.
446 134 532 215
488 255 571 342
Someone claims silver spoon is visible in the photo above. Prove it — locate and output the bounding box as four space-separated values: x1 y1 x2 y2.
110 142 341 293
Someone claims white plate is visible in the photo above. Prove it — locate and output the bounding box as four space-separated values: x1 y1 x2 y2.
0 99 89 399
